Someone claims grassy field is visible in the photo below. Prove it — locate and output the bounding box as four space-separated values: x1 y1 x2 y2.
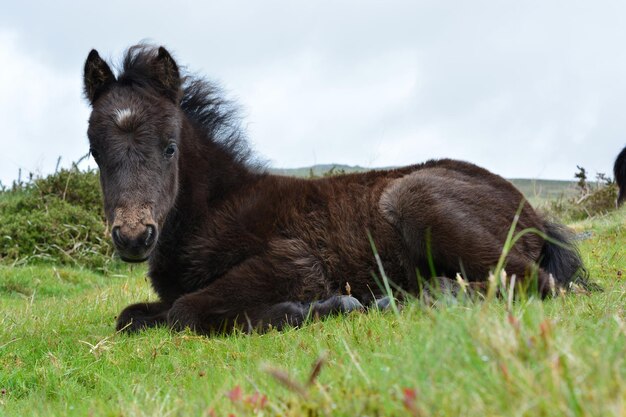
508 179 578 206
0 207 624 416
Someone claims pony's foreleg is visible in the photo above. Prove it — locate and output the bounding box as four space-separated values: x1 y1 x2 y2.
164 253 371 334
167 286 365 334
116 301 171 332
259 295 365 330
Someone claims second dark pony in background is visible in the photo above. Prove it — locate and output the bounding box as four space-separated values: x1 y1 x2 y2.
615 146 626 207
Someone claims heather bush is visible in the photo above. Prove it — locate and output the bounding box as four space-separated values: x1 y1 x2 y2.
548 167 619 222
0 168 113 269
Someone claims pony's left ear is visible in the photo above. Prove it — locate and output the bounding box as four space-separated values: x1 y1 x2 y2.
84 49 116 104
153 47 182 103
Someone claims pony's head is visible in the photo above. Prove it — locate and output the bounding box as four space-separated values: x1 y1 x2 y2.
83 46 183 262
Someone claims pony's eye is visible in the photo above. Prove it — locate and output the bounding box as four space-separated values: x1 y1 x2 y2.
90 148 100 161
164 143 177 159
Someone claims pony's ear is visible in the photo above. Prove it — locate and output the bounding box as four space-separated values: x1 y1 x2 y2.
84 50 115 104
153 47 182 103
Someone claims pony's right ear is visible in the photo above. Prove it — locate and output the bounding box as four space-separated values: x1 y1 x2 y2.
84 49 115 104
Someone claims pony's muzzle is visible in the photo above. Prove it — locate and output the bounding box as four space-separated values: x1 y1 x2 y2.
112 224 158 262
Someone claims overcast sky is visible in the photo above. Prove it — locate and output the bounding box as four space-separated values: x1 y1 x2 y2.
1 0 625 185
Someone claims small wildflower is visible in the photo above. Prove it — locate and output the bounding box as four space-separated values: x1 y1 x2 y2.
245 392 268 410
403 387 416 402
507 312 520 332
402 387 424 416
227 385 242 402
539 319 552 345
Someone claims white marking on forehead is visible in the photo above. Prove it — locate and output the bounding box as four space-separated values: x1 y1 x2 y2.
114 107 134 126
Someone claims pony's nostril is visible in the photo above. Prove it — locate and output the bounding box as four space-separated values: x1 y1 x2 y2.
144 225 157 247
112 226 126 248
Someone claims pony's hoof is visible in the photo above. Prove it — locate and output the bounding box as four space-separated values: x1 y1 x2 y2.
337 295 365 312
374 296 391 310
311 295 364 317
371 296 400 311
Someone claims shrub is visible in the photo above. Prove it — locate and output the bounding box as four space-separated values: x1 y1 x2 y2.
0 168 113 269
308 165 348 178
548 168 619 222
31 168 104 216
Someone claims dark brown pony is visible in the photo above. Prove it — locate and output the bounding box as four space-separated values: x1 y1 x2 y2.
83 45 590 335
615 146 626 207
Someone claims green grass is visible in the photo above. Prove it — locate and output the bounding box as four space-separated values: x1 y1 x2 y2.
1 209 625 416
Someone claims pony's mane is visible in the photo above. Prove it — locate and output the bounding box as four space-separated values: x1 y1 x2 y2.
116 44 258 166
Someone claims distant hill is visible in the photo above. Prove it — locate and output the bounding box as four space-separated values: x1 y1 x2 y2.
508 179 578 205
270 164 578 204
270 164 370 178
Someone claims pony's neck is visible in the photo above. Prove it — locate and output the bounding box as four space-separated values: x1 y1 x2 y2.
177 117 259 211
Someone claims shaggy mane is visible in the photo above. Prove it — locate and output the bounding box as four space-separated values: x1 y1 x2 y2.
116 44 257 166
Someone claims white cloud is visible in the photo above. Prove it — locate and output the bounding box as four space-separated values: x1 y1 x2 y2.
237 48 420 167
0 1 624 182
0 30 91 186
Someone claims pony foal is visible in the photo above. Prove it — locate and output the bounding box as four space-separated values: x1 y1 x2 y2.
83 45 590 335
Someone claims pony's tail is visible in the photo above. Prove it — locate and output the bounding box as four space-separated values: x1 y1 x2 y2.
540 221 599 291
